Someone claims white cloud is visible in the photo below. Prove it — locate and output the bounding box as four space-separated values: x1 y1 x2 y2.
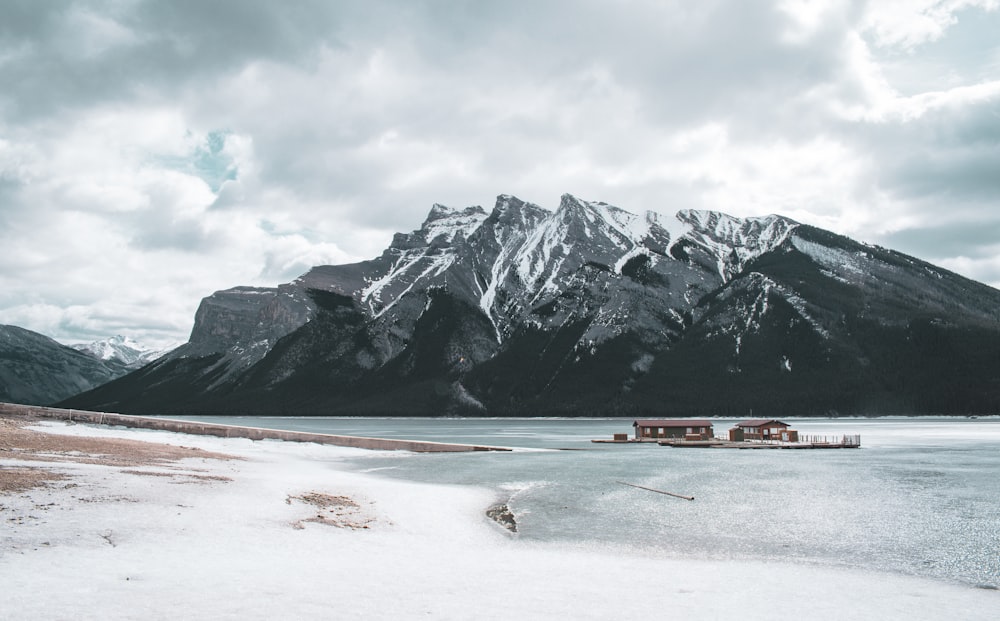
830 40 1000 122
862 0 999 50
777 0 852 44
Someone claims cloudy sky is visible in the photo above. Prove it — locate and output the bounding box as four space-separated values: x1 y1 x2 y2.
2 0 999 348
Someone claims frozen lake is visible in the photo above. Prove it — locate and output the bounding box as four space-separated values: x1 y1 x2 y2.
172 416 1000 589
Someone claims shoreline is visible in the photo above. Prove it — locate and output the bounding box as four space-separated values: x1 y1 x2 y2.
0 402 513 452
2 415 997 620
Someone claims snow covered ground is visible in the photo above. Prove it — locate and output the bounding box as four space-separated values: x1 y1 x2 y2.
2 420 997 620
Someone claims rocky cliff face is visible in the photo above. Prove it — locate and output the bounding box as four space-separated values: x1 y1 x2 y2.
61 194 1000 416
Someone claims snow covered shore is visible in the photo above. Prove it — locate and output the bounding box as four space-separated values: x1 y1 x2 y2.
2 419 997 620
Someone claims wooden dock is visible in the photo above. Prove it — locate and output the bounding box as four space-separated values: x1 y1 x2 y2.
658 434 861 449
592 435 861 449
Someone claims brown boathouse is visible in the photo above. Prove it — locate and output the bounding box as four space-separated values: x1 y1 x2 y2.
729 419 798 442
634 419 714 441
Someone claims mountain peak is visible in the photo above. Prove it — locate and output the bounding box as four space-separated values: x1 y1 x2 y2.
426 203 452 219
557 193 593 214
559 192 581 205
423 203 487 223
412 204 489 245
494 194 521 207
488 195 548 226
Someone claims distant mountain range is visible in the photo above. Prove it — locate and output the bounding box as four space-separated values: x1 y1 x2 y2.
51 193 1000 416
0 327 169 406
71 335 173 370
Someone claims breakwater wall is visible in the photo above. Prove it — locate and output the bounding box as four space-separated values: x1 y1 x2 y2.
0 402 510 453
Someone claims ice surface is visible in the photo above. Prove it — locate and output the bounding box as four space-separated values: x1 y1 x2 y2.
2 420 997 620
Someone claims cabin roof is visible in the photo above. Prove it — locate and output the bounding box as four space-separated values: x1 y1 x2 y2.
735 419 788 428
633 419 714 428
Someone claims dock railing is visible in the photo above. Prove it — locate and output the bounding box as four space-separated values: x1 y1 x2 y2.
799 434 861 447
800 434 861 447
713 433 861 447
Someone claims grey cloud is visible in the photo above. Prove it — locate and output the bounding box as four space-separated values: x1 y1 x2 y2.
0 0 346 121
850 97 1000 212
888 148 1000 203
124 208 223 253
128 220 220 253
0 179 23 223
865 103 1000 282
0 0 61 42
883 222 1000 261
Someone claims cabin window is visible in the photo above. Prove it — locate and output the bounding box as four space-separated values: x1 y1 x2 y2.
686 427 692 433
658 428 664 435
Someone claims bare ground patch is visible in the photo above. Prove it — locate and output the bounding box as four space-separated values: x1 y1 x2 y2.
0 466 68 494
287 492 376 530
0 415 236 494
121 469 234 484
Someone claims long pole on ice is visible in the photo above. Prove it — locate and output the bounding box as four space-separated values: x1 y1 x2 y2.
616 481 694 501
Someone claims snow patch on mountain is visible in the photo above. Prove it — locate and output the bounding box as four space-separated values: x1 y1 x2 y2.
711 271 831 353
72 335 175 368
422 204 488 244
678 210 798 280
613 246 652 274
476 196 549 341
357 204 488 318
660 211 695 253
361 248 456 317
792 236 865 279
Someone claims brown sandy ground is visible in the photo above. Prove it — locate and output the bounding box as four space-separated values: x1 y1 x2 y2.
0 415 237 493
1 415 375 534
1 415 245 550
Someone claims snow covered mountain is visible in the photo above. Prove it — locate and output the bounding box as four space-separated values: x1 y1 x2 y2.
72 335 176 369
0 325 127 406
62 194 1000 417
